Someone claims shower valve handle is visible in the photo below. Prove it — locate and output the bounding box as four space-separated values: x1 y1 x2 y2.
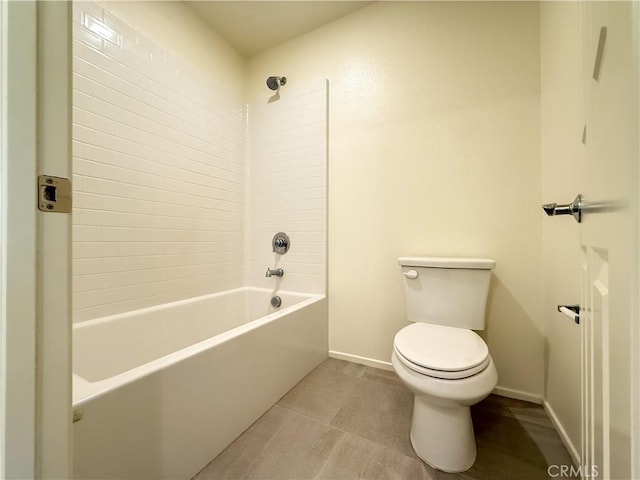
272 232 290 254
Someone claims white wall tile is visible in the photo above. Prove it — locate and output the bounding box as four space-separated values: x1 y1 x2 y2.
73 3 245 322
247 79 327 294
73 3 326 323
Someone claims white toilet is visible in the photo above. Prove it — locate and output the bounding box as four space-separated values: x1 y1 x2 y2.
392 256 497 473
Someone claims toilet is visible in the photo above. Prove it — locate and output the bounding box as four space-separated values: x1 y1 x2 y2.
392 256 497 473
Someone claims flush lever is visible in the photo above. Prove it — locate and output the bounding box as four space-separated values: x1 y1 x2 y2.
542 194 582 223
403 270 418 279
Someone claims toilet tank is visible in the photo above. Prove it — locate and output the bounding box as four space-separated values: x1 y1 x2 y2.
398 257 496 330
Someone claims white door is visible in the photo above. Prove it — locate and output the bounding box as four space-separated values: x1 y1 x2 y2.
580 2 639 479
0 2 72 478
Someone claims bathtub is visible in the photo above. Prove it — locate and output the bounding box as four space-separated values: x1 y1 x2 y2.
72 287 327 479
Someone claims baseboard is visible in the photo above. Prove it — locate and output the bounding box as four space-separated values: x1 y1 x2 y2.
328 354 551 398
328 350 394 371
492 386 543 405
543 400 580 467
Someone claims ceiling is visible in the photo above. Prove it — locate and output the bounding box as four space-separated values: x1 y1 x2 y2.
185 1 372 58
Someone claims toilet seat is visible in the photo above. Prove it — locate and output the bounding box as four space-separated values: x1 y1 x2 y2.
394 345 490 379
393 323 490 380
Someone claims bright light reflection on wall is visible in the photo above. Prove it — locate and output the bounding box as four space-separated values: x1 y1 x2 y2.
82 14 120 46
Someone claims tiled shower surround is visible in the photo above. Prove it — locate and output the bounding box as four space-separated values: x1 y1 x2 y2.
72 3 327 322
248 80 328 294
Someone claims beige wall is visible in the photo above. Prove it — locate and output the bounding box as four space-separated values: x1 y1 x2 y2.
95 1 245 94
540 2 588 461
248 2 544 398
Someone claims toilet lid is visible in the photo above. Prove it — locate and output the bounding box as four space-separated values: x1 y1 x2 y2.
393 323 489 373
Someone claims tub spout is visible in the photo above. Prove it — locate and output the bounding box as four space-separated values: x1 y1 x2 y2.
265 267 284 278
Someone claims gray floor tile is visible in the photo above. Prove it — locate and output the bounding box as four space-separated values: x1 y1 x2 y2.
463 446 557 480
472 415 551 467
317 357 367 378
520 421 575 468
471 402 573 469
245 411 335 479
473 395 554 427
195 359 577 480
194 449 251 480
277 361 360 422
361 442 437 480
362 366 405 388
193 407 291 480
330 377 415 457
509 405 556 428
314 430 435 480
315 430 378 479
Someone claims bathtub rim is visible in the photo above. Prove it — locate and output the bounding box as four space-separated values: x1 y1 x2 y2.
73 288 325 406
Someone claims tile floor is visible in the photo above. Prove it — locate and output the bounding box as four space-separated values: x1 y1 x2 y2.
194 358 576 480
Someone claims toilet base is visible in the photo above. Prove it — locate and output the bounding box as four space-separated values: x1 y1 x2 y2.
410 395 476 473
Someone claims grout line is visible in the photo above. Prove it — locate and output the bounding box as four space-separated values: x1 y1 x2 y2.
74 191 242 214
73 45 240 126
74 121 243 178
74 206 242 223
73 85 241 153
75 162 243 197
74 104 241 169
73 139 243 188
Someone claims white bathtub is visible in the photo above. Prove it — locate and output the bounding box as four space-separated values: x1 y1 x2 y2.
72 287 327 479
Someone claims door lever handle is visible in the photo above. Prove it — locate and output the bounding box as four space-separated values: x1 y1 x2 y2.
542 194 582 223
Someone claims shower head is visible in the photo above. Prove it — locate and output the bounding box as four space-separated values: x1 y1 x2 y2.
266 76 287 91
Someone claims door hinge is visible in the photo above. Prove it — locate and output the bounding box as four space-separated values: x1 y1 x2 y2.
38 175 71 213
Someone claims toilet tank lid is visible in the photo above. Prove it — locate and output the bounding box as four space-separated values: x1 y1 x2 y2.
398 257 496 269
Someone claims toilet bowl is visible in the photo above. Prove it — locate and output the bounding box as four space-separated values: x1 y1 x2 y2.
392 256 497 473
392 323 497 472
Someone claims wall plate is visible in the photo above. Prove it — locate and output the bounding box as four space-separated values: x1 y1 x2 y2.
38 175 72 213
